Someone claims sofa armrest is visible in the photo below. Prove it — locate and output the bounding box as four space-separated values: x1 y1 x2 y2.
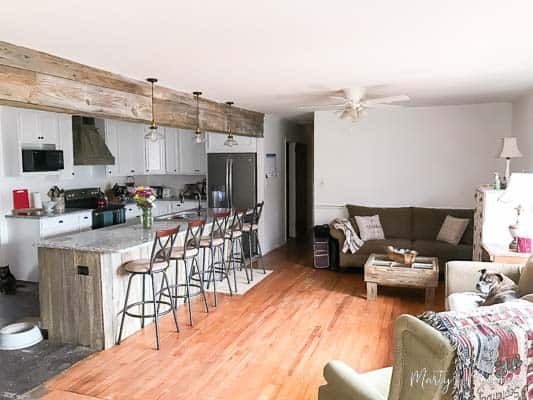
329 225 346 243
319 361 387 400
445 261 522 298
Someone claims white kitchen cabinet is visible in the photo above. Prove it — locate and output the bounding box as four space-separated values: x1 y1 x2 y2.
125 204 142 220
104 119 120 177
144 130 166 174
6 211 93 282
153 201 172 217
206 132 257 153
178 130 207 175
58 114 75 179
117 121 145 176
165 128 179 174
19 108 60 145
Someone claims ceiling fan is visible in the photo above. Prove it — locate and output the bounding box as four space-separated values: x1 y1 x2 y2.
297 88 410 122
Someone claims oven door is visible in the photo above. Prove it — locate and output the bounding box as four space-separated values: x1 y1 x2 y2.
92 208 126 229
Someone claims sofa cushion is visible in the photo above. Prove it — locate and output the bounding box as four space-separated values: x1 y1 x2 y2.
354 215 385 241
346 205 412 239
412 207 474 245
412 239 472 262
447 292 484 312
436 215 470 245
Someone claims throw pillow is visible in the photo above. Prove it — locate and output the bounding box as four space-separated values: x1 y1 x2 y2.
436 215 469 245
519 256 533 296
354 215 385 241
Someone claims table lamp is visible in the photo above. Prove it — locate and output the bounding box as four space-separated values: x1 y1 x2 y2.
499 173 533 250
499 137 522 187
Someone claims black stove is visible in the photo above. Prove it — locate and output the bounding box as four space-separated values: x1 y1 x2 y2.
64 188 126 229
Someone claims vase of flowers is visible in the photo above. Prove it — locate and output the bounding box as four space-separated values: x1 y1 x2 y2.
133 186 156 229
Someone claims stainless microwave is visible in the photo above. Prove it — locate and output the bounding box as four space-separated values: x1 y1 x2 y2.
22 149 64 172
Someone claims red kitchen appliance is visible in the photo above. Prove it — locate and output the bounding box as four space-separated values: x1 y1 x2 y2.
13 189 30 209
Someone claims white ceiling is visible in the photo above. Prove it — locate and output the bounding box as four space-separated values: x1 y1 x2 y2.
2 0 533 118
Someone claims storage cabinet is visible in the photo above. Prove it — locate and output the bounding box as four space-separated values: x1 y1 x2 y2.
144 130 166 174
104 120 120 177
0 106 74 177
19 109 60 145
206 132 257 153
179 130 207 175
6 211 93 282
165 128 179 174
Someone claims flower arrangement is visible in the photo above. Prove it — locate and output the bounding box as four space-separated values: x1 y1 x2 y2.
133 186 156 209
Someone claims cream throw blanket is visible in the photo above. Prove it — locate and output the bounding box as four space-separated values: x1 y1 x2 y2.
332 218 364 254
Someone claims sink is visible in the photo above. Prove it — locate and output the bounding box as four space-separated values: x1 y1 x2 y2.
155 209 206 221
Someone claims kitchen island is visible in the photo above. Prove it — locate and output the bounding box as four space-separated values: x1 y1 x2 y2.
38 213 209 350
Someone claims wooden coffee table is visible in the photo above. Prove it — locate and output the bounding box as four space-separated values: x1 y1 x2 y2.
364 253 439 305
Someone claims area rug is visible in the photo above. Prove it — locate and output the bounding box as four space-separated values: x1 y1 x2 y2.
204 268 273 295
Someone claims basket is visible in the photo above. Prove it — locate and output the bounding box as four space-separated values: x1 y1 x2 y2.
387 250 418 265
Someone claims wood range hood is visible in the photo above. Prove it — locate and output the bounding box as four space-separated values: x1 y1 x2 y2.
0 41 264 137
72 116 115 165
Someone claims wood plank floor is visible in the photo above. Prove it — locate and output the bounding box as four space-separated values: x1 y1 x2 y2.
39 239 444 400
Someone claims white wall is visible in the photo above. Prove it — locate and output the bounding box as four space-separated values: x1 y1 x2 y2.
512 92 533 172
257 114 299 254
314 103 513 224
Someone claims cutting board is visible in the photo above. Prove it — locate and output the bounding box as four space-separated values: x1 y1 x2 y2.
13 189 30 209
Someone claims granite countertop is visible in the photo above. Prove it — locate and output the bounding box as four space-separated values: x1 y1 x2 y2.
6 208 92 220
38 209 219 253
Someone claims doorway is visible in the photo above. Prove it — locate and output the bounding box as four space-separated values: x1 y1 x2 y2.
287 142 308 238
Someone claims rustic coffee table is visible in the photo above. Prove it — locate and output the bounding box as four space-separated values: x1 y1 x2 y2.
364 253 439 305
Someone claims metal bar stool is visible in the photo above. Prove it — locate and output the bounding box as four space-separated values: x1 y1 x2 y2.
164 219 209 327
225 208 250 292
117 226 180 350
243 201 266 281
201 211 232 306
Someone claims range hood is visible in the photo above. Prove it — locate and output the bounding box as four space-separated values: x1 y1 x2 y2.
72 116 115 165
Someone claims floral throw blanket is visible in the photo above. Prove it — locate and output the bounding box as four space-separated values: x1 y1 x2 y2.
332 218 364 254
419 301 533 400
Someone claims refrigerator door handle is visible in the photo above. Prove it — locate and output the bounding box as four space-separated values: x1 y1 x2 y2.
229 159 233 209
225 159 230 208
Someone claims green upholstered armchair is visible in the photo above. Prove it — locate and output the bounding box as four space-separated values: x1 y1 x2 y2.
318 314 455 400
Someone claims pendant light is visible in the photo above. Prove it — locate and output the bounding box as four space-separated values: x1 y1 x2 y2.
193 91 206 143
224 101 238 147
145 77 162 142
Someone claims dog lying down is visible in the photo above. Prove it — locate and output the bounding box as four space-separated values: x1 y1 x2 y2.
476 268 520 306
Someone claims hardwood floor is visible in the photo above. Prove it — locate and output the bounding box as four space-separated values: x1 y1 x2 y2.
39 239 444 400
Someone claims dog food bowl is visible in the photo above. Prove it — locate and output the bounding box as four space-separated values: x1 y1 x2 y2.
0 322 43 350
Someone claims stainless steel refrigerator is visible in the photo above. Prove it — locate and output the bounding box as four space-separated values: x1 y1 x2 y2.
207 153 257 209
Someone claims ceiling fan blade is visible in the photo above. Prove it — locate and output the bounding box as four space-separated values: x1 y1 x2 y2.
364 103 403 109
297 103 345 110
328 95 347 100
362 95 410 106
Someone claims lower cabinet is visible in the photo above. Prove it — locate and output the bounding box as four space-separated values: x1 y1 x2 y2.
6 211 93 282
125 204 142 221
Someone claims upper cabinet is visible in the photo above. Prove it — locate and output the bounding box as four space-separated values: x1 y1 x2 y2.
0 106 73 177
178 130 207 175
19 108 60 145
165 127 179 174
144 129 166 175
206 132 257 153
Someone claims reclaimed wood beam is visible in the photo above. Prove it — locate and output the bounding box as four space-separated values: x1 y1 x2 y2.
0 41 264 137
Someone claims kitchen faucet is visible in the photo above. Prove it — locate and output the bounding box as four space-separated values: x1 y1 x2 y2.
194 192 201 214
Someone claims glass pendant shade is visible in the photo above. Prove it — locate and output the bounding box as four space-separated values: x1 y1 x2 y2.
224 134 238 147
145 124 162 142
195 129 206 144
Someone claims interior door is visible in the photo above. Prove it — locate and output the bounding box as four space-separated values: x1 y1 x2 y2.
295 143 308 236
230 153 256 209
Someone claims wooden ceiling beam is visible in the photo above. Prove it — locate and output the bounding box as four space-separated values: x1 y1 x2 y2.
0 41 264 136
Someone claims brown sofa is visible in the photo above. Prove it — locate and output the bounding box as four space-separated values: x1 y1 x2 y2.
330 205 474 269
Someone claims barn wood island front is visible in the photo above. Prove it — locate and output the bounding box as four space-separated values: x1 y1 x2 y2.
38 216 212 350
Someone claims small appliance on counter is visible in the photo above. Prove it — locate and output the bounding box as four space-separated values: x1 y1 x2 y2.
151 186 164 199
65 188 125 229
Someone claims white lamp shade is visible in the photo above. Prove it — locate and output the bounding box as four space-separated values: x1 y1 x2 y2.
499 137 522 159
499 173 533 204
